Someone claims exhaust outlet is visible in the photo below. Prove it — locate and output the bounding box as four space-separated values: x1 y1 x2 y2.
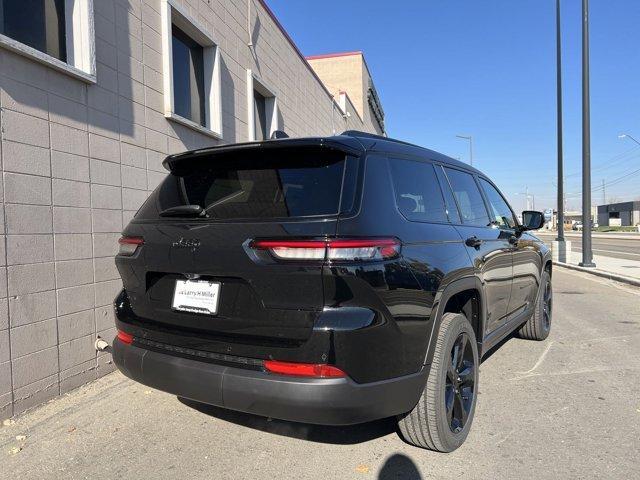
95 337 112 352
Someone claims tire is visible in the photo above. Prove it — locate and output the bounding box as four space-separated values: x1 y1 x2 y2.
397 312 479 452
517 270 552 341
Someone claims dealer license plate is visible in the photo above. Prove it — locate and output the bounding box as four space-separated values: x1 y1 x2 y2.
171 279 220 315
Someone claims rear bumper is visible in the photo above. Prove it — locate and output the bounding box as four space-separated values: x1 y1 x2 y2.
112 338 427 426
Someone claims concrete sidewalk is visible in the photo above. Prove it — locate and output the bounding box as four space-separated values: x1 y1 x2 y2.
555 251 640 287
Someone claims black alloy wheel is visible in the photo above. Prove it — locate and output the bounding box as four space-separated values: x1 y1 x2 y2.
445 332 475 433
542 280 552 331
397 312 479 452
517 270 552 341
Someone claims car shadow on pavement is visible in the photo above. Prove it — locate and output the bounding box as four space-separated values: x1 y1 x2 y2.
176 332 517 449
178 397 398 444
481 331 518 363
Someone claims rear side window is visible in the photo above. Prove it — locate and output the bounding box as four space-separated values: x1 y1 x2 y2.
434 165 461 224
443 168 490 227
136 148 354 220
389 158 448 223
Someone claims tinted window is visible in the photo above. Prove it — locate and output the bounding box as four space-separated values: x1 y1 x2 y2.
443 168 490 227
1 0 66 61
254 90 268 140
434 165 461 224
172 25 205 126
137 148 351 220
389 159 448 223
479 178 516 229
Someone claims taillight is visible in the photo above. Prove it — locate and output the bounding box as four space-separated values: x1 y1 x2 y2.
118 236 144 256
116 330 133 344
250 238 400 262
264 360 346 378
327 239 400 261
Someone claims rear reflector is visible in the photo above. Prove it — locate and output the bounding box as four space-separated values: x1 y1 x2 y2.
116 330 134 345
118 236 144 256
264 360 346 378
250 238 400 262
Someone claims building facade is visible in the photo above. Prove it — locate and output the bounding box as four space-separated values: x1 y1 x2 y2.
597 201 640 227
0 0 385 419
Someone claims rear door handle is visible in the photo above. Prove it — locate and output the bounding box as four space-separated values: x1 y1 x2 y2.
465 236 483 248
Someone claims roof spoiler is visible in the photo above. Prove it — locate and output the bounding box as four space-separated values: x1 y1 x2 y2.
162 137 365 173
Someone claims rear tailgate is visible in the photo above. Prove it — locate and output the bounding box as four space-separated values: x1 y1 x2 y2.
116 143 361 349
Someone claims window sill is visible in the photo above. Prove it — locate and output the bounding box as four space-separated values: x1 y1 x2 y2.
0 34 96 84
166 112 223 140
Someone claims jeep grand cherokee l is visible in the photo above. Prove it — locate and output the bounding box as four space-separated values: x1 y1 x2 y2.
113 131 551 452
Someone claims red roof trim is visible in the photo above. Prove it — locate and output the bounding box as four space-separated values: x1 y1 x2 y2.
305 51 363 61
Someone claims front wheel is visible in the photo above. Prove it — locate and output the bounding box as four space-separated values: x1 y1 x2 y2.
397 312 479 452
517 270 552 341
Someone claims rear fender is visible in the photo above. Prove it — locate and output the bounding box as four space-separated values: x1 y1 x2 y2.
422 276 486 366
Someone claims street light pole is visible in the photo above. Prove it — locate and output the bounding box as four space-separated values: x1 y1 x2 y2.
580 0 595 267
556 0 565 242
618 133 640 147
455 135 473 166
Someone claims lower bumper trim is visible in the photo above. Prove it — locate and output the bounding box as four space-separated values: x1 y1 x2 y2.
112 338 428 426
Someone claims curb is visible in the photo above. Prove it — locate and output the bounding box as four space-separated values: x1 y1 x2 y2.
553 261 640 288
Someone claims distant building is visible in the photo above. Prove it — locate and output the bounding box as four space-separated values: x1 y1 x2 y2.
597 201 640 227
307 51 385 135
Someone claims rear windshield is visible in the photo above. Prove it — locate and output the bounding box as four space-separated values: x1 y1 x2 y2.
136 147 356 220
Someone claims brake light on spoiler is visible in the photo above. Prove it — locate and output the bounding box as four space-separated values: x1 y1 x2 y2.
250 238 400 261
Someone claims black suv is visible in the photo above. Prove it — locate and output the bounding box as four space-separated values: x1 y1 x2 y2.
113 131 551 452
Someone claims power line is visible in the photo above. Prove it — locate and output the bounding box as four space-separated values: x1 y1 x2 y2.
564 146 640 178
564 165 640 197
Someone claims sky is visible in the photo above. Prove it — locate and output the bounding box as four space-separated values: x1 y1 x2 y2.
267 0 640 213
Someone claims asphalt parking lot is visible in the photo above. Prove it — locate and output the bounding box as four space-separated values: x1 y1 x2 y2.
1 268 639 480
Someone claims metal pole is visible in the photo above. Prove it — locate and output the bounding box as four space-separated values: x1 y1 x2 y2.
455 135 473 166
602 178 605 205
580 0 595 267
556 0 565 242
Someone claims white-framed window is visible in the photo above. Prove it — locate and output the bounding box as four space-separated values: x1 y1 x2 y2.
247 70 279 141
160 0 222 139
0 0 95 82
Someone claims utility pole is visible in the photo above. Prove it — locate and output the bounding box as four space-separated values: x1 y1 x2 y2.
518 188 532 211
602 179 606 206
579 0 595 267
556 0 565 242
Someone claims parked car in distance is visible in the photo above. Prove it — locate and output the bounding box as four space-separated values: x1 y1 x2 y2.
113 131 551 452
573 221 598 230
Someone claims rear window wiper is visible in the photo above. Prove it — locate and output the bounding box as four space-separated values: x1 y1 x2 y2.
159 205 208 218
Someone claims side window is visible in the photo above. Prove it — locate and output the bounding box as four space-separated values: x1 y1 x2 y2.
172 25 206 126
1 0 66 61
479 178 517 229
434 165 461 224
389 159 448 223
443 168 490 227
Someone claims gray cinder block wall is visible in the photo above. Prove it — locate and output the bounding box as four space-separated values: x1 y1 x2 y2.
0 0 382 419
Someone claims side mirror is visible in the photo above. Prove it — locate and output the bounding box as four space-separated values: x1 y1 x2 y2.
521 210 545 231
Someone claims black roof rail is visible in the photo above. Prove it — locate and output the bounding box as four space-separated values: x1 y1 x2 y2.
341 130 420 149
